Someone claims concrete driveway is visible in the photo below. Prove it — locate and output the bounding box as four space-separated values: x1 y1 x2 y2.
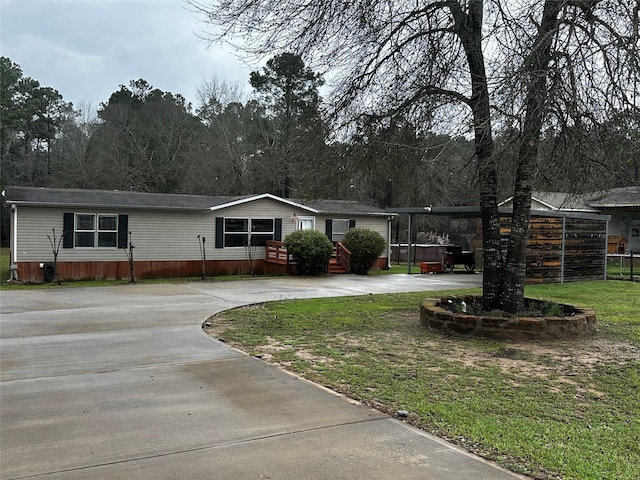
0 274 525 479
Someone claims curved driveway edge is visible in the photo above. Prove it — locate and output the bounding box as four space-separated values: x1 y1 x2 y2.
1 274 527 479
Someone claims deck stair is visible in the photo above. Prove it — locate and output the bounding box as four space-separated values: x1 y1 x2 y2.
328 257 349 274
329 241 351 274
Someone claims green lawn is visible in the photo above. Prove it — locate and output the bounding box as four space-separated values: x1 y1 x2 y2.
607 256 640 279
205 281 640 480
1 247 10 283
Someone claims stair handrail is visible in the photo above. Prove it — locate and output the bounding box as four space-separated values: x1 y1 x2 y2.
335 241 351 273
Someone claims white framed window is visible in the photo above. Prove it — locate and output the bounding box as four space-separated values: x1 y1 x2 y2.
297 217 314 231
75 214 95 247
223 218 275 247
224 218 249 247
74 213 118 248
98 214 118 247
250 218 275 246
331 219 350 242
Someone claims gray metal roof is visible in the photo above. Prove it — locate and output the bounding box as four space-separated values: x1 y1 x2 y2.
2 186 391 216
387 205 610 221
498 192 598 212
587 186 640 208
531 192 598 212
498 188 640 211
3 186 246 210
295 198 393 216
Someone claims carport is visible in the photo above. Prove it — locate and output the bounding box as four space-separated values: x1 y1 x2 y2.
387 206 611 283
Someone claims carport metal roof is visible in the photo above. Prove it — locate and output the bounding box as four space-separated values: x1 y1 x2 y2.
386 205 610 221
385 205 610 274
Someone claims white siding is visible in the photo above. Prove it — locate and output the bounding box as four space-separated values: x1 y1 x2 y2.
15 207 68 262
609 211 640 253
314 215 389 240
314 215 390 261
14 199 391 263
212 198 316 259
15 206 214 262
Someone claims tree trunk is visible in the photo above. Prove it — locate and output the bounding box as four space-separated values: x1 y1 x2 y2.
500 0 562 313
452 0 502 310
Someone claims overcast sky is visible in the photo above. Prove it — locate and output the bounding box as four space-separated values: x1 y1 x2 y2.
0 0 257 112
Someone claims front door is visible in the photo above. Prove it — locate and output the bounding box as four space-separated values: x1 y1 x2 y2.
297 217 314 231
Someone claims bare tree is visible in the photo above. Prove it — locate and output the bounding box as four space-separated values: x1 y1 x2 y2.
46 227 64 284
196 75 247 121
50 102 101 189
123 231 136 283
191 0 639 312
196 77 253 195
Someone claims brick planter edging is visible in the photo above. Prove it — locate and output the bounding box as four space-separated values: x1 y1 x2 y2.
420 295 597 340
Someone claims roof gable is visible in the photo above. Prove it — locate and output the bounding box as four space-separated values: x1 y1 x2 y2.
208 193 318 213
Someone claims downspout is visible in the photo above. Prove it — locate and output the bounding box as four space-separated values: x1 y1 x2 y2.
12 204 18 264
387 217 392 269
560 214 566 284
9 204 20 282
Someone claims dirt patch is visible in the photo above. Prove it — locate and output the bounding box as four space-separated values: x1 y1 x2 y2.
205 308 639 390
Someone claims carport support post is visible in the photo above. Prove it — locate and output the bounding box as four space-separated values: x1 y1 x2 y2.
407 214 412 274
604 219 609 280
560 215 566 284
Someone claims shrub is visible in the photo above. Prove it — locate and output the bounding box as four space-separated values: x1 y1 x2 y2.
343 228 386 275
284 230 334 275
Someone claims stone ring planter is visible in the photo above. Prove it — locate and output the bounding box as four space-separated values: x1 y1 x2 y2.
420 295 597 340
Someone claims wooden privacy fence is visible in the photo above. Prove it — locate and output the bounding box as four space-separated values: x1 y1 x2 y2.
501 214 608 283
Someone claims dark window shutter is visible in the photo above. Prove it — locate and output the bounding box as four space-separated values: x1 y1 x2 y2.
215 217 224 248
274 218 282 241
349 219 356 229
63 213 74 248
325 219 332 239
117 215 128 249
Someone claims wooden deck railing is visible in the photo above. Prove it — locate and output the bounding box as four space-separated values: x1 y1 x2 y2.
265 241 293 265
266 240 351 273
335 241 351 272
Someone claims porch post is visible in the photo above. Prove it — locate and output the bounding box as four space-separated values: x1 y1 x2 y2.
407 214 412 274
560 214 566 284
604 218 609 280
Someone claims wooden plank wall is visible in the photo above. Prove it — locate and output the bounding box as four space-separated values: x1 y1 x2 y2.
17 256 386 283
517 216 562 283
17 260 276 283
563 218 607 281
501 216 606 284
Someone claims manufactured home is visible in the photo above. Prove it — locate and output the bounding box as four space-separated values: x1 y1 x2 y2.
3 186 394 283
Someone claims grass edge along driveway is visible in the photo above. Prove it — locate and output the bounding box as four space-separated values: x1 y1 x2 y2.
204 280 640 480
